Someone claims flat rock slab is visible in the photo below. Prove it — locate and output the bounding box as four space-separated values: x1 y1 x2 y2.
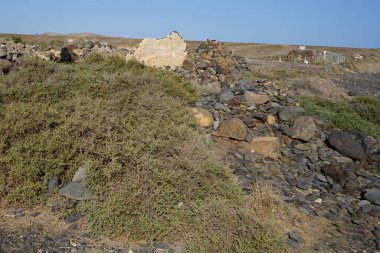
328 130 365 160
58 182 93 201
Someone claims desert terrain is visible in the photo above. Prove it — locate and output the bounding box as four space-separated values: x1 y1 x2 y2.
0 32 379 253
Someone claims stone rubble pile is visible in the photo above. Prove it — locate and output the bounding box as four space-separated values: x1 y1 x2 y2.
0 40 130 62
191 72 380 251
175 40 249 89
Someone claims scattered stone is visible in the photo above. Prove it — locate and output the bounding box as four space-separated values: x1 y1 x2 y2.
47 176 60 195
278 106 305 121
363 188 380 206
212 120 220 131
321 163 359 192
54 238 70 247
58 182 93 200
296 178 313 190
67 223 78 230
238 136 280 159
72 167 87 182
218 118 247 141
367 206 380 217
244 91 270 106
64 213 83 224
288 231 305 243
334 156 353 164
30 211 40 217
215 102 229 112
328 130 365 160
266 114 276 124
191 107 214 127
218 89 234 102
291 116 317 141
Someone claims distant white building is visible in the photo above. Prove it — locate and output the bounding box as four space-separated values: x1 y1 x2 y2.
299 45 306 51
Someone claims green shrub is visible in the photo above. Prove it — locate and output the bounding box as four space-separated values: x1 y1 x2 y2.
6 35 23 44
38 38 65 50
0 55 287 252
299 96 380 137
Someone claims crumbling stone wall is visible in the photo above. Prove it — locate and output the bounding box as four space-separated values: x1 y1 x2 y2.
126 32 187 69
0 40 130 62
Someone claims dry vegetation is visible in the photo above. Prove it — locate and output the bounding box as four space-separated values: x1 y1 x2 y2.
0 55 287 252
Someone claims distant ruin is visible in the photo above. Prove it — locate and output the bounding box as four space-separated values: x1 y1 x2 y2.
287 49 346 64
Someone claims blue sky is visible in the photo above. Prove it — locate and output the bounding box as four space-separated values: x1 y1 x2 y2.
1 0 379 48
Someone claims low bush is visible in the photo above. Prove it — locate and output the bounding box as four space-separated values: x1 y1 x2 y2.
299 96 380 137
0 55 287 252
6 35 24 44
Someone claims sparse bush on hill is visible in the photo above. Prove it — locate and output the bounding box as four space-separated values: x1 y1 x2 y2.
6 35 24 44
38 38 65 50
0 55 287 252
299 96 380 137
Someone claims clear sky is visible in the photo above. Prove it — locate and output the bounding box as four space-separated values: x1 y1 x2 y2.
1 0 379 49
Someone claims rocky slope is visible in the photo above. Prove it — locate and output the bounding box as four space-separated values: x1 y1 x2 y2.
186 41 380 252
1 38 379 253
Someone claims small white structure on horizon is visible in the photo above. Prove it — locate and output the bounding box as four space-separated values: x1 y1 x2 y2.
299 45 306 51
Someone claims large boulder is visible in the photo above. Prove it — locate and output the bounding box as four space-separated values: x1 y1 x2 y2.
238 136 280 159
218 118 247 141
126 32 187 69
191 107 214 128
328 130 365 160
291 116 317 141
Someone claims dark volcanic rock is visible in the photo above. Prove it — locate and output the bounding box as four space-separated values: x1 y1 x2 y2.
328 130 365 160
321 163 360 192
60 47 71 62
363 188 380 206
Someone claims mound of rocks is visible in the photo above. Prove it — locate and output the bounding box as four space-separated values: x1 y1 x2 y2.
175 40 249 89
191 76 380 251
